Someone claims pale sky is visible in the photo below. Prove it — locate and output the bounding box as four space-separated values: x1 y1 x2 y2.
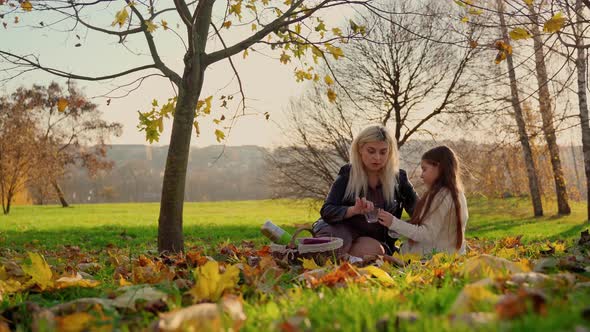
0 1 357 148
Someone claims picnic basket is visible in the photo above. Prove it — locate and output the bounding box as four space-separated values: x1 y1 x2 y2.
269 227 343 265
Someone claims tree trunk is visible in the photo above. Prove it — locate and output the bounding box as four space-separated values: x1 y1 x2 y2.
528 4 571 215
497 0 543 216
158 78 204 252
52 180 69 208
575 0 590 221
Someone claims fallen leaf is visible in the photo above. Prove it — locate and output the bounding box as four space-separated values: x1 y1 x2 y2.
55 273 100 289
462 254 527 280
189 261 239 302
21 252 53 290
157 295 246 332
112 286 167 311
360 266 395 286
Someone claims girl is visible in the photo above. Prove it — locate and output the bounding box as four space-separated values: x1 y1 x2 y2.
378 145 468 255
313 125 418 257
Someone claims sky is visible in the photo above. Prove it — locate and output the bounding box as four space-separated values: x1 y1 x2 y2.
0 1 357 148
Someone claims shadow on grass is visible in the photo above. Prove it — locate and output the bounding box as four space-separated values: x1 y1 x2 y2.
2 224 269 252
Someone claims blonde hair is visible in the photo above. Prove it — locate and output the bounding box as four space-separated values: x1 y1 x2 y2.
345 125 399 204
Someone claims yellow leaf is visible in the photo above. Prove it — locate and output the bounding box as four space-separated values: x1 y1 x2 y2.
157 117 164 133
56 312 94 332
229 2 242 20
543 12 565 33
280 52 291 64
55 273 100 289
152 99 158 107
145 20 158 33
462 254 527 280
251 23 257 31
294 23 301 34
119 276 132 287
57 98 68 112
461 16 469 23
509 27 532 40
215 129 226 143
468 8 483 15
189 261 239 301
313 74 320 82
524 0 533 4
222 21 232 29
21 252 53 290
157 296 246 332
111 8 129 28
20 0 32 11
301 258 320 270
360 266 394 286
243 48 249 59
332 28 342 37
0 266 8 281
193 121 201 136
327 89 337 103
450 283 498 314
324 75 334 85
392 252 421 264
325 44 344 60
0 280 24 295
161 19 168 30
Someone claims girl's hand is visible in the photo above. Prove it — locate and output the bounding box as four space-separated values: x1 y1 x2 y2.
377 210 395 228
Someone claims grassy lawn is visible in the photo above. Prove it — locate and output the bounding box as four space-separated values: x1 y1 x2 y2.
0 198 589 331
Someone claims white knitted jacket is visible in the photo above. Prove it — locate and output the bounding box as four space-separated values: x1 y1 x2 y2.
388 188 468 256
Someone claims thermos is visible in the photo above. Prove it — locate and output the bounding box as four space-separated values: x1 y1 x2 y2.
260 220 292 245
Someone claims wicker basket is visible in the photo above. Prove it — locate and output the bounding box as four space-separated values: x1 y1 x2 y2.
270 228 343 265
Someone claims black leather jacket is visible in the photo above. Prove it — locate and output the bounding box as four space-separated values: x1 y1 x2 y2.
314 164 418 235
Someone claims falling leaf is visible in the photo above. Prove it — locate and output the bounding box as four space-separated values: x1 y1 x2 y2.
20 0 32 11
222 21 232 29
251 23 257 31
509 27 532 40
106 98 111 106
111 8 129 28
189 261 239 302
161 19 168 30
21 252 53 290
243 48 249 59
145 20 158 33
57 98 68 112
74 43 81 47
543 12 565 33
327 89 337 103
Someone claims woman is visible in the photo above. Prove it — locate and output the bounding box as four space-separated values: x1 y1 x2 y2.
313 125 418 257
378 146 469 256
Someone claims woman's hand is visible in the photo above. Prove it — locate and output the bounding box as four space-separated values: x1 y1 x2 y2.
347 197 374 217
377 209 395 228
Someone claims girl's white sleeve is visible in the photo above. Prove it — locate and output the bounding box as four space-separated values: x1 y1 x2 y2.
388 192 452 242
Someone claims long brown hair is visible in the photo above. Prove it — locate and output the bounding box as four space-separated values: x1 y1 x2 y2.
410 146 464 250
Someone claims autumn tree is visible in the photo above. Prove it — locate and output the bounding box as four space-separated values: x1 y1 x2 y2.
269 0 479 199
0 0 375 252
14 82 122 207
0 94 40 214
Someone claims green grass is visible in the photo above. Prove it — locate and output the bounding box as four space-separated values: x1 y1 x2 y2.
1 197 589 331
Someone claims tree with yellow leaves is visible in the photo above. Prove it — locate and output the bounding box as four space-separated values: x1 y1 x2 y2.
0 0 374 252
